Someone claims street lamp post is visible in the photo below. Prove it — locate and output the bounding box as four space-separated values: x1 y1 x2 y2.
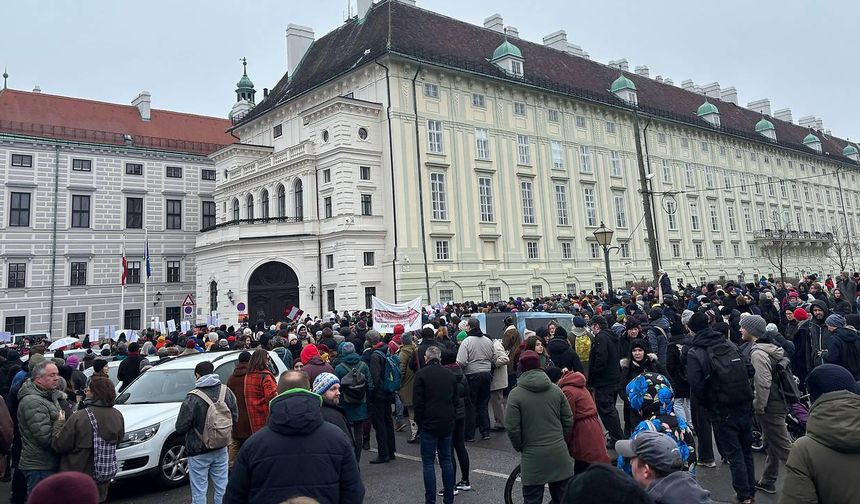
478 281 485 301
593 221 616 292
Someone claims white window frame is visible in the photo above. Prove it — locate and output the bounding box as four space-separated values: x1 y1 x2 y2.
526 241 539 260
727 205 737 232
613 193 627 228
517 135 531 165
547 109 559 122
605 121 617 134
435 240 450 261
666 200 678 231
583 186 597 227
555 184 570 226
709 204 720 231
514 102 526 116
475 128 489 159
427 120 443 153
521 180 535 224
578 145 592 173
478 177 494 223
430 172 447 220
610 151 622 177
423 82 439 98
551 141 564 169
471 93 485 108
684 163 695 186
575 115 587 128
661 159 672 184
560 241 573 260
689 200 701 231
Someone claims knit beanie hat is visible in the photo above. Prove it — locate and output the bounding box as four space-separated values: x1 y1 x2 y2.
807 364 859 403
648 308 663 321
629 339 648 354
518 350 541 373
28 471 99 504
793 307 809 321
185 340 197 349
740 315 767 339
563 464 653 504
300 344 320 365
65 355 81 369
92 359 108 374
456 330 468 343
572 316 587 328
340 341 356 355
765 323 779 338
825 313 846 329
625 318 641 330
312 372 340 395
688 312 709 332
681 309 695 327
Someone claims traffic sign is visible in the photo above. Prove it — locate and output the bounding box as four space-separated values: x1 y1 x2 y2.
182 294 196 307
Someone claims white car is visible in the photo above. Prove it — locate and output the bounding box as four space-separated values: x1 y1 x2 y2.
113 350 288 487
83 356 158 389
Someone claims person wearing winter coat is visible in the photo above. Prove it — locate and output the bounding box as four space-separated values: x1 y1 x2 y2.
0 392 13 480
557 371 610 472
806 299 832 371
569 316 593 377
333 342 372 463
313 373 352 444
226 351 252 467
396 332 417 440
619 339 668 434
441 349 471 493
546 326 584 374
789 308 811 388
645 309 670 365
51 377 123 503
300 344 335 385
367 332 396 464
823 314 860 380
456 319 495 442
830 288 853 316
116 342 146 392
505 351 574 503
743 315 791 495
244 349 277 434
587 315 623 445
0 350 22 398
780 364 860 504
665 331 691 424
502 323 521 390
17 360 62 495
225 371 365 504
489 337 510 431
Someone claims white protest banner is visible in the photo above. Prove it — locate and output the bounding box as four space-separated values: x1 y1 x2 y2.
104 325 115 343
0 332 11 343
167 319 177 333
89 328 100 342
371 296 423 333
180 320 191 333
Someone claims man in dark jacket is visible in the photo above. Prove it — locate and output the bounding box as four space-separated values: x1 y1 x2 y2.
367 332 396 464
587 315 623 445
116 342 146 392
175 361 238 504
225 371 364 504
546 327 584 374
313 372 353 443
824 314 860 380
0 350 22 399
807 299 831 372
414 346 458 504
226 351 252 468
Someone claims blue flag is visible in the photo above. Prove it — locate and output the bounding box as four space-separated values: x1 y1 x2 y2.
145 240 152 278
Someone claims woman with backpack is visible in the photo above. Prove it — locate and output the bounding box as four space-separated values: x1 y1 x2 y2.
244 349 278 434
334 341 373 463
51 377 124 502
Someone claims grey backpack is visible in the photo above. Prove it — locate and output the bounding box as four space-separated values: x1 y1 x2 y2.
190 385 232 449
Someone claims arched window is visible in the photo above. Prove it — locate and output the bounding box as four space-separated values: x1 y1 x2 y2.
294 180 304 220
247 194 255 220
232 198 240 221
261 189 269 219
277 184 286 218
209 280 218 312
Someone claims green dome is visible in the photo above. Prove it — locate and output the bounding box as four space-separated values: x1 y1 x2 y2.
492 40 522 60
803 132 820 145
696 101 719 117
610 75 636 93
236 73 254 90
843 144 858 156
755 117 775 133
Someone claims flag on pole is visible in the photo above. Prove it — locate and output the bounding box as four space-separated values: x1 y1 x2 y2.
144 239 152 278
121 242 128 285
284 305 304 321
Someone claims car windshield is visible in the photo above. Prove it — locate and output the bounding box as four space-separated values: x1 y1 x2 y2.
116 369 196 404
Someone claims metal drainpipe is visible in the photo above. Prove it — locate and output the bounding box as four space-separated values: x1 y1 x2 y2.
48 144 60 336
314 166 323 317
376 59 399 303
410 63 431 304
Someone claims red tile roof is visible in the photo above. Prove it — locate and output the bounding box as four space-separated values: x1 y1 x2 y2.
0 88 233 156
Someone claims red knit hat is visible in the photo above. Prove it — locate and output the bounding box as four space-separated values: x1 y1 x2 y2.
29 472 98 504
393 324 405 336
300 344 319 365
793 307 809 321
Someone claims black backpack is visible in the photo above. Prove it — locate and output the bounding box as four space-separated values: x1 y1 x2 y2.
706 340 753 406
338 363 368 404
772 356 802 405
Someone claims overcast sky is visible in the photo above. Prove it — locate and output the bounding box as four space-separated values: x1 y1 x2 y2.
4 1 859 139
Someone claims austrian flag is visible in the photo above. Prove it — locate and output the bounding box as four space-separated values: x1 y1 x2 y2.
284 305 304 321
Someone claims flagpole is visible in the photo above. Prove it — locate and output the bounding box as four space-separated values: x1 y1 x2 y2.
143 228 148 329
120 239 125 330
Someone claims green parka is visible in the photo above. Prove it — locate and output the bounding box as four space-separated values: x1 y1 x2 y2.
505 369 574 486
17 379 62 471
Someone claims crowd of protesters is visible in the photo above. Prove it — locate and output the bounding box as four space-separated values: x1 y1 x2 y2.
0 271 858 503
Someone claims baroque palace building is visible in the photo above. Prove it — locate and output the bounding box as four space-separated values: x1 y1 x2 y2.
197 0 860 325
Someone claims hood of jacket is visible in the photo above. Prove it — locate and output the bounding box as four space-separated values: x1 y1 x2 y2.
195 373 222 388
809 299 830 321
689 328 724 349
647 471 711 503
557 371 586 389
268 388 325 436
231 362 249 378
340 352 362 366
516 369 551 393
833 327 859 345
570 326 589 337
650 317 671 332
806 390 860 453
751 341 784 361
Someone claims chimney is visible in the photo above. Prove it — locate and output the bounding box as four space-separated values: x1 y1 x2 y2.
582 52 590 60
543 30 567 50
634 65 650 78
773 108 792 123
131 91 151 121
484 13 504 33
747 99 771 116
568 44 585 57
263 88 269 99
357 0 373 17
702 82 721 99
681 79 695 91
616 58 629 71
720 86 738 105
286 24 315 76
504 26 519 38
798 115 817 129
655 75 663 83
32 85 41 93
664 78 674 86
397 0 416 4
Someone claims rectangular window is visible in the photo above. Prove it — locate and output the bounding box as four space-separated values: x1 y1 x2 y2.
423 83 439 98
202 201 216 230
165 307 181 325
471 93 485 108
439 289 454 304
526 241 539 260
427 120 443 153
739 173 748 193
517 135 531 164
327 290 336 313
5 316 25 335
758 208 766 228
671 242 681 258
435 240 450 260
714 242 723 258
605 121 617 134
661 159 672 184
583 186 597 227
532 285 543 299
11 154 33 167
478 177 494 222
70 261 87 286
514 102 526 116
127 261 141 284
551 140 564 169
720 146 727 157
578 145 592 173
766 177 775 197
126 197 143 229
325 254 334 269
723 172 732 191
521 180 535 224
7 263 26 288
555 184 569 226
364 287 376 309
360 194 372 216
750 152 758 162
619 242 630 258
166 166 183 179
125 162 143 175
66 312 86 337
324 197 332 219
9 192 31 227
589 242 600 259
547 109 559 122
701 142 709 153
657 132 667 144
666 200 678 231
614 194 627 228
488 287 502 303
610 151 622 177
166 199 182 229
681 138 689 149
360 166 371 181
71 195 91 228
685 163 695 186
475 128 489 159
689 200 701 231
733 244 741 257
166 260 180 283
561 241 573 260
322 169 331 183
704 166 715 189
430 173 447 220
202 169 216 181
273 124 282 138
749 244 756 257
727 205 737 232
363 252 375 266
72 158 92 172
755 176 763 195
575 115 587 128
695 243 704 258
709 204 720 231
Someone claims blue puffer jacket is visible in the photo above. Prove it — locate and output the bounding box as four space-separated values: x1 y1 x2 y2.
225 389 364 504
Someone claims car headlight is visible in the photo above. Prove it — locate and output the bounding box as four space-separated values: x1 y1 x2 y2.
118 423 160 449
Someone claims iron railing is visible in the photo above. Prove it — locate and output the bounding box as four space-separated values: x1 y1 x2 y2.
201 216 304 232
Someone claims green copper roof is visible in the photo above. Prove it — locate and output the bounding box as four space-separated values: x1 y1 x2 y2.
236 58 255 90
843 144 858 156
696 101 719 117
803 132 820 145
491 40 522 60
610 75 636 93
755 117 775 133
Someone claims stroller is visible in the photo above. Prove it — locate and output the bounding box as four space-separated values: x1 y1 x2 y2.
751 396 810 453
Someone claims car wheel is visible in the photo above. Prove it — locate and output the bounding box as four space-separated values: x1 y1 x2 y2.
158 437 189 487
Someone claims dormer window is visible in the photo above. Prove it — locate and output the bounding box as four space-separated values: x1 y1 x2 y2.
803 132 822 153
843 144 859 162
755 117 776 142
696 101 721 127
510 60 522 77
610 75 638 106
490 39 524 78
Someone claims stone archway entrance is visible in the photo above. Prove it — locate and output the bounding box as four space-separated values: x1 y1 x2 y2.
247 261 299 327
